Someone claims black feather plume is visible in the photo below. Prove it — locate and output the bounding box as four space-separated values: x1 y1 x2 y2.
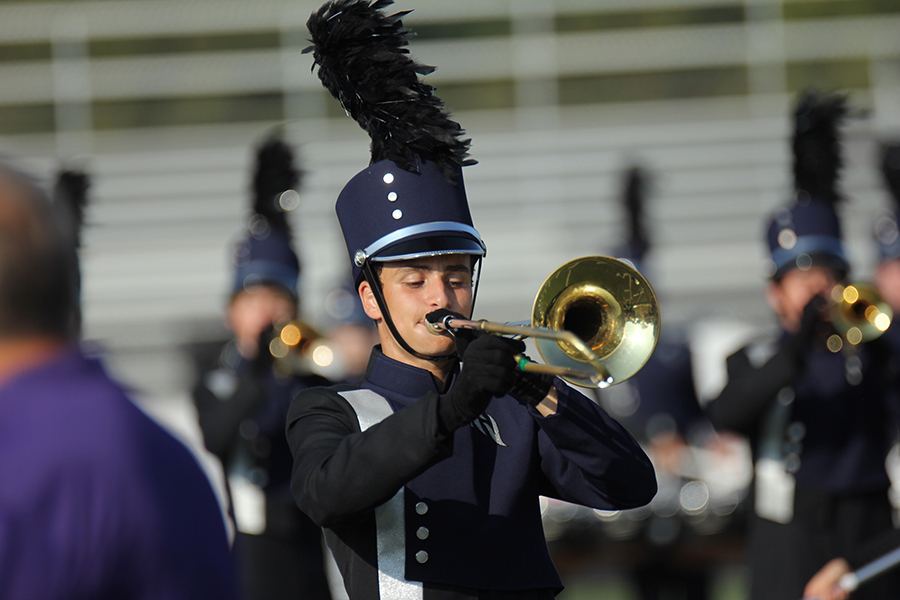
53 169 89 250
252 136 300 235
305 0 475 181
620 166 650 260
881 142 900 208
52 168 89 338
792 90 848 203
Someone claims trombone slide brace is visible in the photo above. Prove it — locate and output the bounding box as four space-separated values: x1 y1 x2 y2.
427 314 611 385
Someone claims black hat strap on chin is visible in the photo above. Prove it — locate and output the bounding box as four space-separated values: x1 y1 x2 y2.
471 255 483 313
362 260 452 364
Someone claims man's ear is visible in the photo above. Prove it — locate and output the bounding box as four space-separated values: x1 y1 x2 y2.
358 280 383 321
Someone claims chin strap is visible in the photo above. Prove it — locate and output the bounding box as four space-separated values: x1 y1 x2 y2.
362 260 454 363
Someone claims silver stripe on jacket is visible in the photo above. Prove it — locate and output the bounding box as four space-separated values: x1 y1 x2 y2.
339 389 424 600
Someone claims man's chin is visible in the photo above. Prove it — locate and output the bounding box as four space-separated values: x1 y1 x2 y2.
412 338 457 360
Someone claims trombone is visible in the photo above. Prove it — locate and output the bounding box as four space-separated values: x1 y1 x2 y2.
269 319 337 377
826 282 893 352
427 256 660 388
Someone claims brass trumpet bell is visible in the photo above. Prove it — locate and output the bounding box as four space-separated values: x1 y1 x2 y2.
270 319 336 376
828 283 893 350
531 256 660 388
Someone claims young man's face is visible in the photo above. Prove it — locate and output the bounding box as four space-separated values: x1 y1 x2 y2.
875 258 900 314
227 285 296 357
766 266 839 332
359 254 474 365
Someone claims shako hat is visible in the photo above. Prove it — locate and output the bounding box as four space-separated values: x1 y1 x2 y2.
874 142 900 262
231 136 302 299
764 91 850 280
336 158 483 282
305 0 485 286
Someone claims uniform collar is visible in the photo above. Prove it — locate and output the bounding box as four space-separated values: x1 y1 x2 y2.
365 345 455 398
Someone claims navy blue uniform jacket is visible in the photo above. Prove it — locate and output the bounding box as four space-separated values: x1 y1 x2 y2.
287 347 656 598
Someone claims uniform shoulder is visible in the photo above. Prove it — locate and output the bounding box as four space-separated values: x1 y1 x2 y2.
689 317 779 406
288 382 363 421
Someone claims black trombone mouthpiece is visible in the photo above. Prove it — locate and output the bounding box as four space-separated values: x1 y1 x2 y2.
425 309 462 331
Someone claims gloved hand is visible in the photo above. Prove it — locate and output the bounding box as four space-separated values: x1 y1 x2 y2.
438 334 525 433
252 326 278 375
509 363 555 407
449 324 480 359
786 295 826 364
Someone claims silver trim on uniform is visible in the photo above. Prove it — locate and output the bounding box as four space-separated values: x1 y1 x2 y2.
339 389 424 600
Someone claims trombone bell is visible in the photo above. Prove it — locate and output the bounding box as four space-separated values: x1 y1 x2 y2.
533 256 660 388
829 283 893 349
270 319 336 377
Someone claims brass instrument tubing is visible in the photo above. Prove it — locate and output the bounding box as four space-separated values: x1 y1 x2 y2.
433 317 611 383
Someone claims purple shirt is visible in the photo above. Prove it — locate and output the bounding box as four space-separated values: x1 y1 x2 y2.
0 346 238 600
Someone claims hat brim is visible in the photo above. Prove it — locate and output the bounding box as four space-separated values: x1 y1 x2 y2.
773 252 848 281
372 235 485 263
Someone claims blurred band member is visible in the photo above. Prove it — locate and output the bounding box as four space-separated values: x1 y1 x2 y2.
0 163 237 599
192 138 332 600
873 142 900 325
707 92 900 600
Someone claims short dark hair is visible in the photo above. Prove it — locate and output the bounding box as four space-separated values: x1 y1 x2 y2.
0 165 77 338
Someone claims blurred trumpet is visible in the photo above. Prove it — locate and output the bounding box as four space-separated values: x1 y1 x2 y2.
826 283 893 352
268 319 336 377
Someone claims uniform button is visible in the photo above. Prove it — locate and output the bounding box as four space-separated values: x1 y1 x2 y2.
415 502 428 515
416 527 429 540
415 551 429 563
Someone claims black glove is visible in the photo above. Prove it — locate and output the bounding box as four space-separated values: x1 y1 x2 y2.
438 335 525 433
509 362 555 407
786 295 826 364
252 326 278 375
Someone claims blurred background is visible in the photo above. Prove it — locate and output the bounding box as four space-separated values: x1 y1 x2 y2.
2 0 899 598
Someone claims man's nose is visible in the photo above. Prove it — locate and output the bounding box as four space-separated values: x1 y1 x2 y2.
425 278 451 307
812 274 834 296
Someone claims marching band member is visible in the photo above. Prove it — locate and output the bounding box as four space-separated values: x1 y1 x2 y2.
873 142 900 340
192 136 332 600
286 1 657 598
801 141 900 600
706 91 900 600
0 161 237 598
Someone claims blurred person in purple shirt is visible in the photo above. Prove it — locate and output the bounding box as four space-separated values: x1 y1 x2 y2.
0 161 238 599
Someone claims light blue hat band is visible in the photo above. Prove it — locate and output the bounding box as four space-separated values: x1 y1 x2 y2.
770 235 847 273
233 260 299 296
358 221 485 264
